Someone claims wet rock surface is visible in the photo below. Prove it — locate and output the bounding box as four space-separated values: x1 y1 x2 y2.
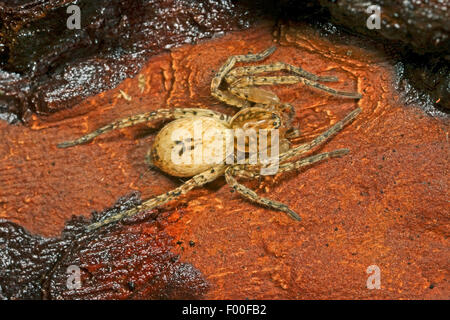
317 0 449 112
0 193 208 300
0 0 261 122
318 0 449 55
0 23 448 299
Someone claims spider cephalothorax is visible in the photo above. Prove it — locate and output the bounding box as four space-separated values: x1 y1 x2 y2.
58 46 362 231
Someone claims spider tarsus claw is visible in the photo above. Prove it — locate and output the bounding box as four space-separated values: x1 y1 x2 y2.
351 107 362 116
57 141 76 148
337 148 350 156
344 92 362 99
85 222 101 232
286 208 301 221
263 46 277 56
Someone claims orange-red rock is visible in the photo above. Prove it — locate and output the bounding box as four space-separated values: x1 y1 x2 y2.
0 23 448 299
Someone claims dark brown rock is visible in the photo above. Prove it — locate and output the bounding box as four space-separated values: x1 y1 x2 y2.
319 0 449 55
0 193 208 300
317 0 449 110
0 0 261 122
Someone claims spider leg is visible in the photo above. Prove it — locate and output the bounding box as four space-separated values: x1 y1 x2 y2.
229 86 281 105
225 149 348 222
229 107 360 175
278 149 349 173
231 75 302 88
57 108 230 148
302 78 362 99
230 76 362 99
279 107 361 161
285 128 301 139
230 149 349 181
211 46 276 108
225 167 301 221
211 89 252 109
86 165 226 231
225 62 338 84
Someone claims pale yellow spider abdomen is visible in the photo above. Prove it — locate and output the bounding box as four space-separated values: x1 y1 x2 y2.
150 116 232 177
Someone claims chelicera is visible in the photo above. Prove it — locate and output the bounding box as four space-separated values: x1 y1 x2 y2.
58 46 362 231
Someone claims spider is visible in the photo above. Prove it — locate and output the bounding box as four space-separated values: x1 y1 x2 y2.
57 46 362 231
